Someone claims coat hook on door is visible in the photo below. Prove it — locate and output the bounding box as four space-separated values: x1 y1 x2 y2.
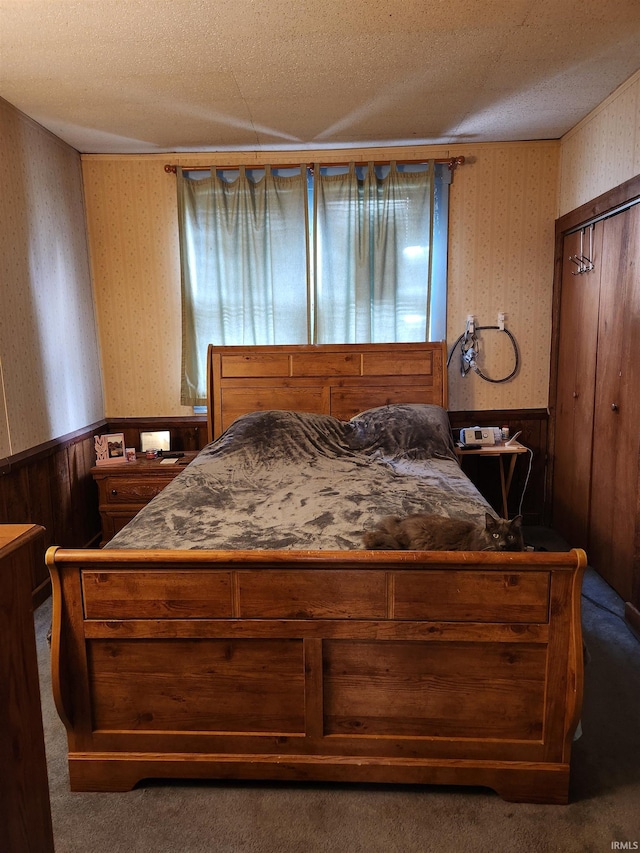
569 224 595 275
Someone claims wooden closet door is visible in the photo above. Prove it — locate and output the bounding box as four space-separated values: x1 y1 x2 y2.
551 227 602 549
589 203 640 602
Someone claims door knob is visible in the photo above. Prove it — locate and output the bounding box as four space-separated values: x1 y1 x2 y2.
611 403 619 412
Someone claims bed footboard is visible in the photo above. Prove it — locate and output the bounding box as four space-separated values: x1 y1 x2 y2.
47 547 586 803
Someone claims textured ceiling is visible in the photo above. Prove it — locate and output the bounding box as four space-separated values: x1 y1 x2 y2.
1 0 639 154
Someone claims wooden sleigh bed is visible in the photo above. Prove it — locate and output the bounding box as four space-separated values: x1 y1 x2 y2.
47 342 586 803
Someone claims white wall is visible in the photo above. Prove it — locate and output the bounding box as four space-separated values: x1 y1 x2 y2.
0 98 104 459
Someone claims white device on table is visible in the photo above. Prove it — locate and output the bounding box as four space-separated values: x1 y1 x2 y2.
460 426 501 446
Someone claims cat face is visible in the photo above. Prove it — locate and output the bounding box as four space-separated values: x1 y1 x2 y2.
485 513 524 551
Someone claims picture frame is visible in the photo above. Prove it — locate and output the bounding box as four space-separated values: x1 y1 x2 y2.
140 430 171 452
94 432 127 466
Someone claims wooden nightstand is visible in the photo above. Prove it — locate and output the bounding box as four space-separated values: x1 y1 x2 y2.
91 452 198 545
455 441 529 519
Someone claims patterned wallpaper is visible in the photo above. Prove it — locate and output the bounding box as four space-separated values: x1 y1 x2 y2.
82 158 185 418
81 68 640 418
82 141 560 416
0 98 103 457
82 145 453 418
558 70 640 216
446 142 559 411
2 72 636 454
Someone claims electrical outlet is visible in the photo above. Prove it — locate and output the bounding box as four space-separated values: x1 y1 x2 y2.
498 312 505 331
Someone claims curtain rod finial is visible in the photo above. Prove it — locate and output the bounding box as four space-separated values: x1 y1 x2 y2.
165 164 177 174
447 156 465 171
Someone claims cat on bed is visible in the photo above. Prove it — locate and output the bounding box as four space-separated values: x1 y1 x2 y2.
363 512 524 552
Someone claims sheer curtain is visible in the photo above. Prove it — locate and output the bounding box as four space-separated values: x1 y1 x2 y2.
177 165 309 405
177 160 446 406
313 162 434 344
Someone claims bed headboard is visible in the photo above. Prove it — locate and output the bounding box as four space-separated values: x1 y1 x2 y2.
206 342 448 441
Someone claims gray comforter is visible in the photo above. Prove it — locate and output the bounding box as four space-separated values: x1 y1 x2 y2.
108 404 493 551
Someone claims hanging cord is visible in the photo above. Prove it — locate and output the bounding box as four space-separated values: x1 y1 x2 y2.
447 321 520 383
517 447 534 517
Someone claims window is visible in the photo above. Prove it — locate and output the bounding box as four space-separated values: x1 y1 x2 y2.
177 161 451 405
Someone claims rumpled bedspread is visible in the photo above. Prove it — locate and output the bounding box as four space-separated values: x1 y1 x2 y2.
107 404 492 551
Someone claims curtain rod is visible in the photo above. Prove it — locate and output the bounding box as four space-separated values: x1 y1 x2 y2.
164 156 465 174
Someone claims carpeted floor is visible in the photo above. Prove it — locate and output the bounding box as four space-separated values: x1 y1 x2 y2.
35 530 640 853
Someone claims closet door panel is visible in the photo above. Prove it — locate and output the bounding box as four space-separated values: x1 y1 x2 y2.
552 228 601 549
589 204 640 601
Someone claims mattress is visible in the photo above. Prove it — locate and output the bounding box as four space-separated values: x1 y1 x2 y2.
107 404 493 551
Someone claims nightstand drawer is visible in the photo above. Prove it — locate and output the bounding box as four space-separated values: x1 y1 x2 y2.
91 451 198 545
104 476 176 505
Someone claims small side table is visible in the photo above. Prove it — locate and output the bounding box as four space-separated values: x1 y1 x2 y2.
454 441 529 518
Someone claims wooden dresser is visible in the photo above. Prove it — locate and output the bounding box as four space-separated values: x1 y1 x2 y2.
0 524 54 853
91 453 198 545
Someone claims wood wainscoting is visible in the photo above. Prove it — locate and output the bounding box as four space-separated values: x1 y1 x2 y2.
0 417 208 603
0 423 106 605
448 409 548 526
106 416 209 455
